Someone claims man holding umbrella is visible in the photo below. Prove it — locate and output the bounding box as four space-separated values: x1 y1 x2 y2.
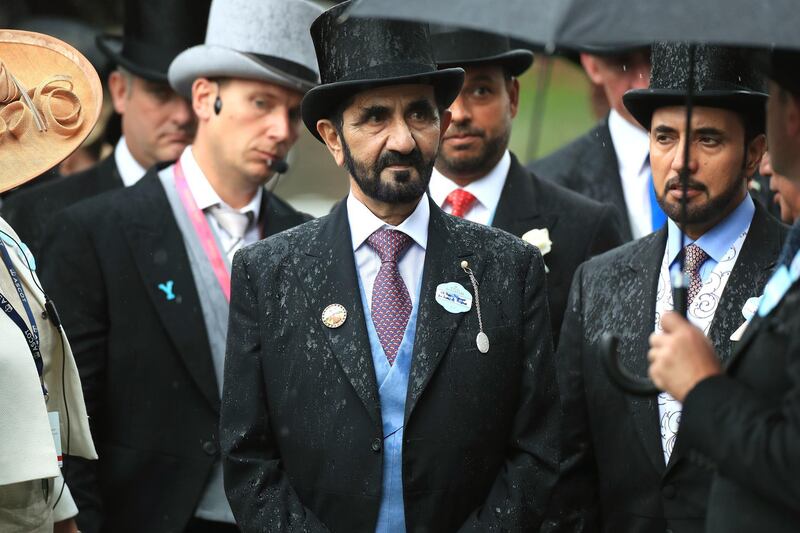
427 26 622 345
648 49 800 532
556 43 786 532
221 2 560 531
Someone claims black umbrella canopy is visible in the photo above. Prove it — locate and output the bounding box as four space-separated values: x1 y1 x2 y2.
350 0 800 51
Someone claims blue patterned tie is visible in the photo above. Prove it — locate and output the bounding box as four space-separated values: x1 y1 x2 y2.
367 229 413 365
778 220 800 267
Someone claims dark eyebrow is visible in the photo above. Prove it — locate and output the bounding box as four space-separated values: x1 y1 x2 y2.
693 127 725 137
653 125 677 135
356 104 390 122
406 98 436 116
468 74 495 84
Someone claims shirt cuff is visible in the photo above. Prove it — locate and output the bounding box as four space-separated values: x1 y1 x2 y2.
52 473 79 522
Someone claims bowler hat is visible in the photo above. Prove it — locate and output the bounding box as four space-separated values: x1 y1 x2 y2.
752 48 800 96
624 43 767 132
0 29 103 192
169 0 321 99
97 0 211 82
301 1 464 143
431 26 533 76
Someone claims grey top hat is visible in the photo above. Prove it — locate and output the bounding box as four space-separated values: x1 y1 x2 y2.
431 25 533 76
168 0 322 99
623 42 767 132
300 1 464 143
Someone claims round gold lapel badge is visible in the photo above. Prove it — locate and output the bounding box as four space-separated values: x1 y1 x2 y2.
321 304 347 328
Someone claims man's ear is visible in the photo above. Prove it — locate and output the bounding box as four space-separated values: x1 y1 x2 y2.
192 78 216 121
317 119 345 167
580 53 604 85
745 133 768 177
108 71 129 115
439 108 452 141
508 77 521 118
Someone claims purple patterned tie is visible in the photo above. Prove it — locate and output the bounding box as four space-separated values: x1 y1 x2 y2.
367 229 413 365
685 243 710 307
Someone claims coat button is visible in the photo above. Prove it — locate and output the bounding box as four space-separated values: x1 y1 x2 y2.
371 438 382 453
202 440 219 456
662 484 677 499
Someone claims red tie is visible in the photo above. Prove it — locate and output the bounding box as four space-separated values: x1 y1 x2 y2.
445 189 477 218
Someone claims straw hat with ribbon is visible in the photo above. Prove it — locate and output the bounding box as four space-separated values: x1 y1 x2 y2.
0 29 102 193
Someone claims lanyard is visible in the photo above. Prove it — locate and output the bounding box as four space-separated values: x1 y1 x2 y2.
173 160 232 302
0 241 46 396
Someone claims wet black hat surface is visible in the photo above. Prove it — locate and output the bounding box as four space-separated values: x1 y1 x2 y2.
301 1 464 142
624 42 767 131
430 26 533 76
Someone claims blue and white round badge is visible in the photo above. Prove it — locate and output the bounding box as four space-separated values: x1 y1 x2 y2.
435 282 473 314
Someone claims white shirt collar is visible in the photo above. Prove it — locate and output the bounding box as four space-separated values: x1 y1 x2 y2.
113 137 147 187
429 150 511 213
178 146 263 218
347 192 429 252
608 109 650 176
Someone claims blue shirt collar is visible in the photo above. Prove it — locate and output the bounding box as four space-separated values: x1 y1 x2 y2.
667 193 755 265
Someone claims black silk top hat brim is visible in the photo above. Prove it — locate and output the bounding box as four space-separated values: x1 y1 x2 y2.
624 42 767 132
751 48 800 95
430 26 533 77
96 0 211 82
301 1 465 143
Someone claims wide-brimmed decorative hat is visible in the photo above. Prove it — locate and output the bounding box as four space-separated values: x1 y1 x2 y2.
301 1 465 143
752 48 800 96
169 0 321 99
431 26 533 76
97 0 211 82
624 43 767 132
0 29 103 193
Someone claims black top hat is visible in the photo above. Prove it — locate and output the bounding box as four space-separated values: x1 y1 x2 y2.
752 48 800 96
430 26 533 76
301 1 464 143
624 43 767 132
96 0 212 82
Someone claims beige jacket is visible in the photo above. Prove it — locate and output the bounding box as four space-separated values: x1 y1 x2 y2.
0 216 97 516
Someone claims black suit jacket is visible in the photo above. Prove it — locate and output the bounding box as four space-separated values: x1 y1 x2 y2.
39 168 310 533
680 277 800 532
494 154 623 344
1 155 123 260
529 118 633 241
554 202 786 532
221 198 560 532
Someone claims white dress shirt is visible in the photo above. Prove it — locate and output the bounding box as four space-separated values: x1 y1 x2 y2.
113 137 147 187
178 146 263 263
347 193 429 309
429 150 511 225
608 109 653 239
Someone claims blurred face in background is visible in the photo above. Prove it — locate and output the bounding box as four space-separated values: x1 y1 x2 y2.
581 50 651 127
109 69 196 168
762 150 800 223
435 64 518 185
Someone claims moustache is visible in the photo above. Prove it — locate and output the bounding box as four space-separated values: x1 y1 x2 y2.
663 175 708 194
377 149 425 174
445 125 485 139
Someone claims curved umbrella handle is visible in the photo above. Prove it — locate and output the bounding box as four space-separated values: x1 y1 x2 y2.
599 333 660 396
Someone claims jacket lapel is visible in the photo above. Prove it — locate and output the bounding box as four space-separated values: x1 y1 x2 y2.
294 202 382 430
118 169 220 412
620 229 668 475
492 154 557 237
404 200 483 421
260 192 308 238
588 120 631 240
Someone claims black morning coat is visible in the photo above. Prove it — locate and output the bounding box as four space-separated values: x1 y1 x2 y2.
529 117 634 241
38 167 311 533
1 155 123 260
220 197 561 532
680 252 800 532
553 201 787 533
494 153 623 345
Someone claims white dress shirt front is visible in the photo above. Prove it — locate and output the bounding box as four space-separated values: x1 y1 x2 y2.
429 150 511 225
608 109 653 239
347 193 429 309
178 146 263 263
113 137 147 187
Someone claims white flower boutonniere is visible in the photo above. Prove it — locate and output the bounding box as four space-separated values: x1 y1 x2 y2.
522 228 552 273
